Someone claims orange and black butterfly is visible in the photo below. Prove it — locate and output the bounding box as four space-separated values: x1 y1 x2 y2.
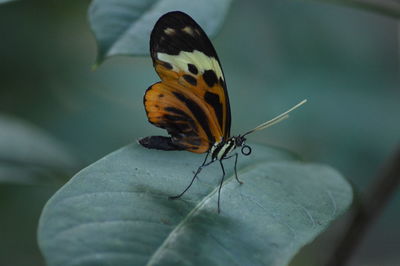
139 11 306 212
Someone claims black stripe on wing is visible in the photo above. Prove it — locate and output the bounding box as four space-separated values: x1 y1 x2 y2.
172 91 215 145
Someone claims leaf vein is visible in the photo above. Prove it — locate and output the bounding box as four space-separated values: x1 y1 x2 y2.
326 189 337 217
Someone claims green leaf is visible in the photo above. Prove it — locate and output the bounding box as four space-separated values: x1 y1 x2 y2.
38 143 352 266
89 0 232 64
305 0 400 19
0 114 76 184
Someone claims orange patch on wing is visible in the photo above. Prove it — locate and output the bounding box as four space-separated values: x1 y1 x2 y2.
154 61 230 139
145 82 212 153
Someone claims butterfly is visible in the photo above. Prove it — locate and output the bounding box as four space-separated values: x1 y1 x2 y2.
139 11 306 213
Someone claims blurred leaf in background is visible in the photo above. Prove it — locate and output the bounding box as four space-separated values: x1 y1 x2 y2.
89 0 232 62
309 0 400 19
0 0 17 4
0 114 76 185
0 0 399 265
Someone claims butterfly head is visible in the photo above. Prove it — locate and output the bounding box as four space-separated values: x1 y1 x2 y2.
234 135 252 156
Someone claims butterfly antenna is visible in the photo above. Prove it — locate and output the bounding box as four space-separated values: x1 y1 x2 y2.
242 99 307 137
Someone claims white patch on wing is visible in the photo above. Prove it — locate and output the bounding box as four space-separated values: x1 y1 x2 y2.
182 26 194 36
164 28 175 35
157 50 224 80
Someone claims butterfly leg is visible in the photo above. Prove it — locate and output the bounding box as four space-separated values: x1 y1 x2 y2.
169 152 211 200
217 160 226 213
232 153 243 184
223 153 243 184
193 151 210 180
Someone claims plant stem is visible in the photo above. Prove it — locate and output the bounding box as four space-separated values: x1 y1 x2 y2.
326 148 400 266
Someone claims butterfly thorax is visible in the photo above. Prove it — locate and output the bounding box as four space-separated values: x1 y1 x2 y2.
210 135 248 161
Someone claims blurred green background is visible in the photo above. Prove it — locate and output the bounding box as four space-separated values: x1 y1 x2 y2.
0 0 399 265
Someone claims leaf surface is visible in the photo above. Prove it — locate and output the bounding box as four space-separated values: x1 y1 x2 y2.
38 143 352 266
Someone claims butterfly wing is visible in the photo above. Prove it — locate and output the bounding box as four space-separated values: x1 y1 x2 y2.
140 11 231 153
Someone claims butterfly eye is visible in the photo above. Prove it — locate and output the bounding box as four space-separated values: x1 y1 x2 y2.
241 145 252 156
